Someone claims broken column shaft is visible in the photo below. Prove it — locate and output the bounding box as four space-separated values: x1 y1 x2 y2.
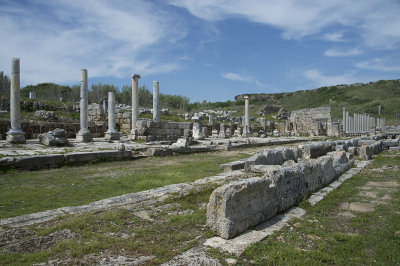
105 91 119 140
130 74 141 139
76 69 92 142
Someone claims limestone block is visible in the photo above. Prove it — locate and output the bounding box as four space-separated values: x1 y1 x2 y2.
348 146 358 155
267 164 307 212
302 160 324 192
220 161 245 172
206 177 279 239
39 128 68 146
15 155 65 170
147 148 173 157
315 156 335 185
332 151 351 175
171 138 189 149
358 139 376 146
302 141 333 159
382 139 399 149
64 152 101 163
244 152 267 171
359 141 382 160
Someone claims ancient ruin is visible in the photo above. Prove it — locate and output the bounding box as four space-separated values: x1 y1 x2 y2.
76 69 92 142
6 58 25 144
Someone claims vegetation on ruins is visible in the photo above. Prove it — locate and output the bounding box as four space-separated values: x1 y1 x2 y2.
18 82 190 111
234 79 400 121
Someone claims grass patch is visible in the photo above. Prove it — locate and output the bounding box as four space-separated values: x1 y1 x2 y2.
0 150 250 219
0 186 216 265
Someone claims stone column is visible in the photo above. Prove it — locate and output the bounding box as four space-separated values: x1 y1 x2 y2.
382 118 385 132
243 96 250 137
354 113 357 134
6 58 25 144
153 81 159 122
219 123 227 138
29 92 36 99
105 92 119 140
130 74 141 139
193 122 205 140
76 69 92 142
209 115 214 127
342 107 347 135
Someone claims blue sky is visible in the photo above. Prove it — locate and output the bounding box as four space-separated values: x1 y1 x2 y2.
0 0 399 102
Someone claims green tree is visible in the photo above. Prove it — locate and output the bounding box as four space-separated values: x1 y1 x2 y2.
0 71 11 96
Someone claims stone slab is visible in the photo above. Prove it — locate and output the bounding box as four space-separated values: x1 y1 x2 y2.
204 207 305 256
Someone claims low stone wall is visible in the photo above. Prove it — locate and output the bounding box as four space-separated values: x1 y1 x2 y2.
0 119 107 139
0 151 133 170
207 136 385 239
207 150 352 239
135 120 191 141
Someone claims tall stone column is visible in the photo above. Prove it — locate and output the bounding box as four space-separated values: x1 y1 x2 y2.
153 81 159 122
6 58 25 144
354 113 357 134
243 96 250 137
342 107 347 135
382 118 385 132
105 92 119 140
130 74 141 139
76 69 92 142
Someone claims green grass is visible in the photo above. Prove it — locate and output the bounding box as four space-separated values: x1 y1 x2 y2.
0 151 250 219
238 152 400 265
0 186 216 265
234 79 400 122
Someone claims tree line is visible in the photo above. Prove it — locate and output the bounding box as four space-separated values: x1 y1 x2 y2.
17 82 190 111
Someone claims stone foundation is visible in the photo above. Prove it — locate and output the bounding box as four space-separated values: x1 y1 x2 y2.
207 135 387 239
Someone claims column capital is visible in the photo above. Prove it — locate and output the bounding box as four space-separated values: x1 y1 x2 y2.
132 74 141 79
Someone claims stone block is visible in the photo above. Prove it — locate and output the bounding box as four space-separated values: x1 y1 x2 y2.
220 161 245 172
382 139 399 149
64 152 101 163
207 177 278 239
15 155 65 170
266 164 307 212
302 141 333 159
147 148 173 157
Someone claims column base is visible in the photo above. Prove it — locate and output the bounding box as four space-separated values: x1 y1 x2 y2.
76 130 92 142
105 131 120 140
6 130 26 144
129 129 137 140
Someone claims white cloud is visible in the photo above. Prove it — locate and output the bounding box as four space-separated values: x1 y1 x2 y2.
322 32 345 42
221 72 252 82
324 48 362 57
304 69 356 87
221 71 263 87
355 57 400 72
0 0 186 85
169 0 400 48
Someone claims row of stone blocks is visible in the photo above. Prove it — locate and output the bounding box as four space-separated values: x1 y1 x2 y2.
209 135 398 239
0 151 133 170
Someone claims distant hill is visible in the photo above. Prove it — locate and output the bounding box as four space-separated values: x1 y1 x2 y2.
235 80 400 121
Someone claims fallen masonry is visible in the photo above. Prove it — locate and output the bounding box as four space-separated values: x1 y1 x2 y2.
206 134 398 239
